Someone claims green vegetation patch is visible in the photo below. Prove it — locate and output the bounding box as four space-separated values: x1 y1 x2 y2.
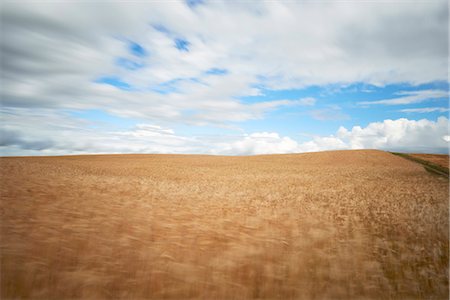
391 152 449 178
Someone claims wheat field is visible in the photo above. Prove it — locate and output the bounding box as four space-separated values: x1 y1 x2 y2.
0 150 448 299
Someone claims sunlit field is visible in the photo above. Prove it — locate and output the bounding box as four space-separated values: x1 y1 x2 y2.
1 150 448 299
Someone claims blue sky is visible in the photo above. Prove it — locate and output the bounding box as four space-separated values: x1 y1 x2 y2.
238 81 449 137
0 0 448 156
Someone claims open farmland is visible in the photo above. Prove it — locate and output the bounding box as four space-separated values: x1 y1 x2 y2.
0 150 448 299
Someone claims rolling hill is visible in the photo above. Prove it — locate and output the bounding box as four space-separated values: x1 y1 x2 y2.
1 150 448 299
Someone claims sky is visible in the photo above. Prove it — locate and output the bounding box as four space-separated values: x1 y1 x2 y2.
0 0 449 156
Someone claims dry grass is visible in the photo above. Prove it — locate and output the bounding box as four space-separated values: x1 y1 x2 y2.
409 153 449 169
0 150 448 299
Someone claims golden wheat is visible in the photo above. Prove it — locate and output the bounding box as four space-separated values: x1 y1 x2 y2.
0 150 448 299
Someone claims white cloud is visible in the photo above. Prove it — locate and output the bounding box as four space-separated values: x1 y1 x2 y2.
1 1 448 156
2 112 447 156
1 0 447 128
212 117 449 155
296 97 317 106
334 117 449 153
358 89 448 106
0 108 205 155
310 105 350 121
115 124 177 138
399 107 449 113
213 132 300 155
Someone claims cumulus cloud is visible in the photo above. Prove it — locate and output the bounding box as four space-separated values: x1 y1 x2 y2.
212 117 449 155
335 117 449 153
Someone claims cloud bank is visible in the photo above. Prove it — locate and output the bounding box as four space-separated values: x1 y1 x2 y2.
2 114 448 156
216 117 449 155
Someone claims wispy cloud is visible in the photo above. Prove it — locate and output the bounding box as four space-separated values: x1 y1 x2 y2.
399 107 449 113
358 89 448 106
260 97 316 108
296 97 316 106
2 1 447 117
310 105 349 121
